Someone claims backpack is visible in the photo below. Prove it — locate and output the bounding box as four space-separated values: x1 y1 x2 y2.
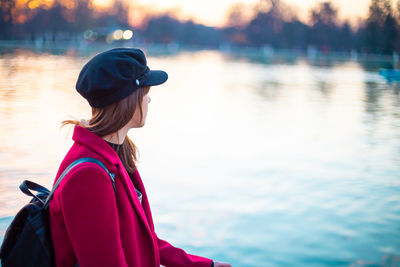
0 157 116 267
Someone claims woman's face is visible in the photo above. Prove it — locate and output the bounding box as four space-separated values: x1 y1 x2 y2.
130 93 151 128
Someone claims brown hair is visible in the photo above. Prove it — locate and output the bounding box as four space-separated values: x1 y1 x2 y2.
61 86 151 173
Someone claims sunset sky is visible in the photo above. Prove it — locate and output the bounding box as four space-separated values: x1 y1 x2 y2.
95 0 399 28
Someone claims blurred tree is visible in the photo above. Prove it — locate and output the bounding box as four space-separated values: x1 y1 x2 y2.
144 15 181 43
73 0 93 32
311 1 337 27
245 0 314 49
396 0 400 53
223 2 252 46
398 0 400 20
382 10 397 54
280 19 309 49
226 2 247 29
365 0 398 54
309 1 339 51
246 0 285 47
0 0 15 39
255 0 285 32
337 21 354 52
368 0 391 25
26 2 71 42
110 0 130 26
143 14 222 46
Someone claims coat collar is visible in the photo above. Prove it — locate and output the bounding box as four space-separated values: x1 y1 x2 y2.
71 124 154 234
72 125 120 165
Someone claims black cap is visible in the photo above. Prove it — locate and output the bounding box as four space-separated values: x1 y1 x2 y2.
76 47 168 108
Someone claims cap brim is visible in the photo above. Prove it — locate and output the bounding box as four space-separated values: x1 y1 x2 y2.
142 70 168 87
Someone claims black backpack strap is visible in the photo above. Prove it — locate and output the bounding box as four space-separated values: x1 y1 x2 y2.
42 157 116 209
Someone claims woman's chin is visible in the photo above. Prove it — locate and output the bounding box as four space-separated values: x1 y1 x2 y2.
131 121 146 128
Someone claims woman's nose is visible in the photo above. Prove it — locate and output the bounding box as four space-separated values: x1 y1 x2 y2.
148 97 151 103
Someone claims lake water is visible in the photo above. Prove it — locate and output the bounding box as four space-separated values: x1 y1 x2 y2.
0 46 399 267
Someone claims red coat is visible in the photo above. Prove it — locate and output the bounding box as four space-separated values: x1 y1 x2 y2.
49 125 213 267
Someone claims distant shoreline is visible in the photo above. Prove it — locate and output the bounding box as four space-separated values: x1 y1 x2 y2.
0 40 398 65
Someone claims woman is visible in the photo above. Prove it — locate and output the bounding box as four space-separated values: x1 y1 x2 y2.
49 48 232 267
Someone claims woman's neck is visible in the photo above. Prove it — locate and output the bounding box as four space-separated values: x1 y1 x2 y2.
102 127 129 145
80 119 129 145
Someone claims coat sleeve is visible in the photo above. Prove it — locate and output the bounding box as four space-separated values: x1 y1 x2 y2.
59 164 128 267
156 233 213 267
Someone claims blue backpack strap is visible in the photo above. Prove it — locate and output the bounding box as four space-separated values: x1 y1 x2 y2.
19 180 51 205
43 157 116 209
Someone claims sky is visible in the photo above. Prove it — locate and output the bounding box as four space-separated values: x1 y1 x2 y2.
92 0 399 28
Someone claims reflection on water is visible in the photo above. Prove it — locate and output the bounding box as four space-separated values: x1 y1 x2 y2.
0 48 399 267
